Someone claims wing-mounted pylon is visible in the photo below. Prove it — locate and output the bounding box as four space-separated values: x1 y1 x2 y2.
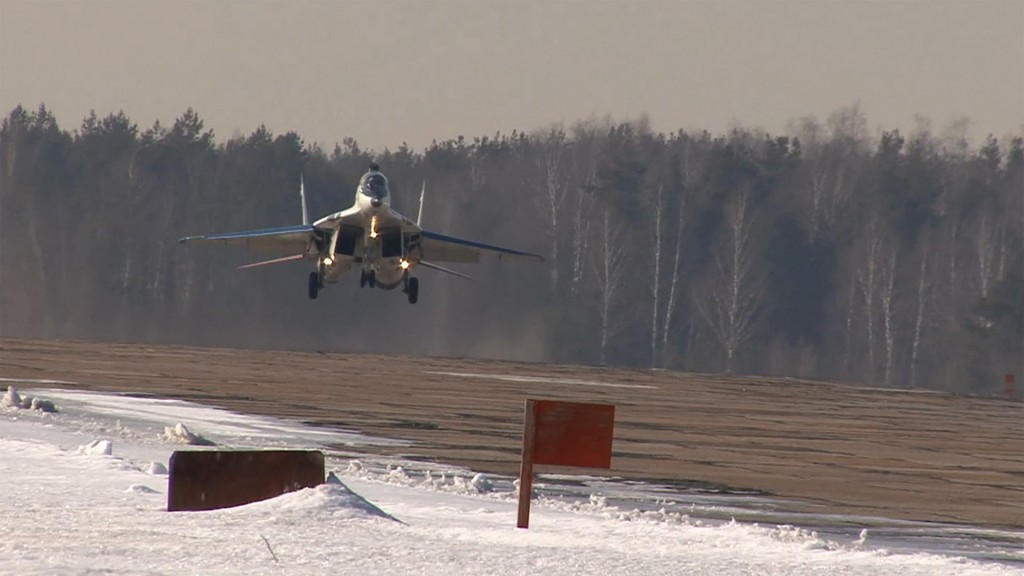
237 254 306 270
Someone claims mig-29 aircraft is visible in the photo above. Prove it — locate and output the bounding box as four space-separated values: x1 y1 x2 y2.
179 164 543 303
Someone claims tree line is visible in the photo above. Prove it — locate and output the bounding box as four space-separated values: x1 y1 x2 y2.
1 104 1020 394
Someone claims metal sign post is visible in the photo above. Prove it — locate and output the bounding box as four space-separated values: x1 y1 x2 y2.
517 399 615 529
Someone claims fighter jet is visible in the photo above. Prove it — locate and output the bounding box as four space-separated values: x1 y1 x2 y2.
179 164 543 303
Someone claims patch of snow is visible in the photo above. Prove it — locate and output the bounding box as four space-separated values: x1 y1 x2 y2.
78 439 113 456
2 385 22 408
147 461 168 475
360 464 506 497
39 388 405 447
125 484 160 494
29 397 58 412
470 473 494 493
242 476 400 522
0 387 1018 576
162 422 215 446
3 386 58 412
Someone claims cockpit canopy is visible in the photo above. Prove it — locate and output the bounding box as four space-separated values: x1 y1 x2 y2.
362 172 389 200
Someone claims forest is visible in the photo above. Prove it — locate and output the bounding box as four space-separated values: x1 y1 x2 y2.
1 104 1020 394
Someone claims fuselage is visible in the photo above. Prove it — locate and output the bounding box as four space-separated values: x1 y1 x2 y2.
313 168 419 289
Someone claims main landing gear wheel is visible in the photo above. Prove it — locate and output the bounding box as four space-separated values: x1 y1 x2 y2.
407 277 419 304
308 272 320 300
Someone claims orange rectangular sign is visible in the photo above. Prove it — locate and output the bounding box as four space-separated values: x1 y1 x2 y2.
531 400 614 469
518 399 615 528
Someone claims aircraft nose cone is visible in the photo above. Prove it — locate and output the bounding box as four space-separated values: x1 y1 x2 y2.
371 197 382 208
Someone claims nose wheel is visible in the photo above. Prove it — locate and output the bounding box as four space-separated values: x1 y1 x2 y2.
405 277 419 304
359 269 376 288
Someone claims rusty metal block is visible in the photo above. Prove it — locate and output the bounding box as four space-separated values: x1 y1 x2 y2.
167 450 324 512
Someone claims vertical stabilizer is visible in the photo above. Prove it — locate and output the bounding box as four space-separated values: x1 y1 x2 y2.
417 180 426 226
300 174 310 226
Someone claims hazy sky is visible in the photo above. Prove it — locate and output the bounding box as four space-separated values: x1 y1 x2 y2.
2 1 1022 151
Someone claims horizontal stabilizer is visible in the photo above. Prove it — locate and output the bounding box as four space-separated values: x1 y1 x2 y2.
237 254 305 270
419 260 474 280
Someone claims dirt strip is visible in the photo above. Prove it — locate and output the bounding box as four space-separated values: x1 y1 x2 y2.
1 338 1021 528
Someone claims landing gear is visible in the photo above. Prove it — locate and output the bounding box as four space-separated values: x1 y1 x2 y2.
308 271 320 300
359 269 377 288
406 277 419 304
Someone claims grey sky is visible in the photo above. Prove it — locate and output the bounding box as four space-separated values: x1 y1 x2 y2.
2 1 1021 151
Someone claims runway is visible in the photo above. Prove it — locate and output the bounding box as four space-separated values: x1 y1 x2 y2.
1 337 1021 528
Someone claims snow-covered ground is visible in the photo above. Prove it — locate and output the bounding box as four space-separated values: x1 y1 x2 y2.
1 386 1020 576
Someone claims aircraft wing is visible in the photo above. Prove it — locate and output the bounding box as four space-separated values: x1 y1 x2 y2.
179 224 316 255
419 230 544 263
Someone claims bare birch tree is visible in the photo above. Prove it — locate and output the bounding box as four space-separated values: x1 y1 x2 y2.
946 214 963 299
659 135 702 364
855 224 882 384
660 190 687 355
842 279 857 380
854 219 900 385
791 105 867 243
908 237 933 388
972 211 1004 299
567 121 607 294
592 207 628 365
696 190 762 372
879 249 898 386
570 167 595 294
531 128 572 289
649 184 664 367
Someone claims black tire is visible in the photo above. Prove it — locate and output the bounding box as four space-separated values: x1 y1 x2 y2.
407 277 419 304
308 272 319 300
